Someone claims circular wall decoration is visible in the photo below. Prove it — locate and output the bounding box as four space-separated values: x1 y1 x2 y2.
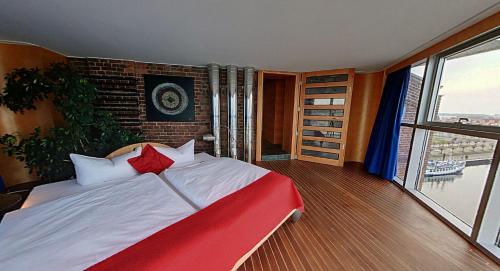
151 83 189 115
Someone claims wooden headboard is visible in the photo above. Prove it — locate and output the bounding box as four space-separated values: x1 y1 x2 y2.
105 142 170 159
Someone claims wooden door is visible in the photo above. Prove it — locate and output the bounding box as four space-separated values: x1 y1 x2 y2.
297 69 355 166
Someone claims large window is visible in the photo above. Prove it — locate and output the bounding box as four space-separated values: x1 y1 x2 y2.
400 29 500 259
428 36 500 127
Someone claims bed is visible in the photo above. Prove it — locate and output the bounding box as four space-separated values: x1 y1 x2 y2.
0 142 304 271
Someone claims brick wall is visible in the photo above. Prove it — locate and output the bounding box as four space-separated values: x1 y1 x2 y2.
396 73 423 179
68 57 257 158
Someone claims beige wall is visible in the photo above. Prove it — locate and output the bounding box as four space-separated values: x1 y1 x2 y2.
0 43 65 187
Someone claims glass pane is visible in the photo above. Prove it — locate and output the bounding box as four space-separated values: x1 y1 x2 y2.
306 74 348 84
396 126 414 180
476 165 500 257
303 130 341 139
305 86 347 95
303 140 340 149
402 63 425 124
304 109 344 117
431 37 500 127
303 119 342 128
417 130 496 226
302 149 339 160
304 98 345 105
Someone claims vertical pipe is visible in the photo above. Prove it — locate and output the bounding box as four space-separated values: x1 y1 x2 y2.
208 63 221 157
244 67 255 163
227 65 238 159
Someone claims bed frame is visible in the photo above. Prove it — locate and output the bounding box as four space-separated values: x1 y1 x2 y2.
231 209 301 271
105 142 170 159
106 142 301 271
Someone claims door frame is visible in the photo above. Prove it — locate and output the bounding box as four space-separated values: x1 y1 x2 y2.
256 70 301 162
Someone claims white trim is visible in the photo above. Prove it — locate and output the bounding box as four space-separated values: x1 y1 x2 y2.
393 176 404 186
407 188 472 235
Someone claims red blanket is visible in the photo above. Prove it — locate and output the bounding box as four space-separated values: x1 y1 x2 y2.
87 171 304 271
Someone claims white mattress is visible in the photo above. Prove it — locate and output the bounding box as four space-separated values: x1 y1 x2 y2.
0 173 196 271
162 157 270 209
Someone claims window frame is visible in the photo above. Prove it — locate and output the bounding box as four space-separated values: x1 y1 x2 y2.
397 28 500 260
421 28 500 134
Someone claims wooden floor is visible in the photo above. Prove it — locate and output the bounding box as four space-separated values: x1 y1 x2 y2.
238 160 499 271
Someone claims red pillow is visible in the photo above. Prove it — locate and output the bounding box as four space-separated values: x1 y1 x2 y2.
128 144 174 174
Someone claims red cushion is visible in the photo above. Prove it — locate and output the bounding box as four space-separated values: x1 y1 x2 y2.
128 144 174 174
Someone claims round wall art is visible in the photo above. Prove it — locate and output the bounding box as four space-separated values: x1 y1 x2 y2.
144 74 195 122
151 83 189 115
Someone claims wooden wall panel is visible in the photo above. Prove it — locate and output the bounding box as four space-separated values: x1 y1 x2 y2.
0 43 66 186
262 77 296 150
282 78 296 153
262 79 276 144
273 80 285 144
345 71 384 163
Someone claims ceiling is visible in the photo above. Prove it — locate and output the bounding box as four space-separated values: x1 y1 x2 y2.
0 0 498 72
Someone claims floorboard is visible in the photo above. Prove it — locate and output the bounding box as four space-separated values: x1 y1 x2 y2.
238 160 499 271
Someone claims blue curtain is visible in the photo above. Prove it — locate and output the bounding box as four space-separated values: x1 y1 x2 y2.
364 66 411 180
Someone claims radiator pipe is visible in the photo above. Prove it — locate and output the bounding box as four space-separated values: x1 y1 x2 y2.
243 67 254 163
227 65 238 159
208 63 221 157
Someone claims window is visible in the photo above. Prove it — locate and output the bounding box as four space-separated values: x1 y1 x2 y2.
416 131 495 226
427 32 500 129
403 63 425 124
401 29 500 259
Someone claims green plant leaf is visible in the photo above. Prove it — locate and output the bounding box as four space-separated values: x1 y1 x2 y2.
0 63 143 182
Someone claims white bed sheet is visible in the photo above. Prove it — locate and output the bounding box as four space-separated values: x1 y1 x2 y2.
162 157 270 209
21 178 116 209
0 173 196 271
22 152 216 209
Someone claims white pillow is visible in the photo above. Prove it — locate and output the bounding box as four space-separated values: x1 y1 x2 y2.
154 140 194 168
70 149 141 186
111 147 142 176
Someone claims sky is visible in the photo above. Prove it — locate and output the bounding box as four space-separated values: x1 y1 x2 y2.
411 42 499 116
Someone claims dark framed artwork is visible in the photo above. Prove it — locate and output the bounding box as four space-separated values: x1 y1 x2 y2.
144 75 195 121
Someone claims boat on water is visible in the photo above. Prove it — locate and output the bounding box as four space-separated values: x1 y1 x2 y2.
425 160 466 177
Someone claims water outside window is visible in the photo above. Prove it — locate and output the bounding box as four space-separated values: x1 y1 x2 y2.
417 131 496 226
